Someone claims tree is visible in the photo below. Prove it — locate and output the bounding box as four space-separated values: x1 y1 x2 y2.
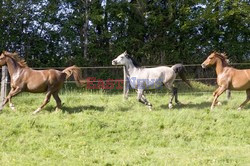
0 0 249 67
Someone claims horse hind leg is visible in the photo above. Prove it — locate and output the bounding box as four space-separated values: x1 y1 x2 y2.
32 91 52 115
53 92 62 112
238 89 250 110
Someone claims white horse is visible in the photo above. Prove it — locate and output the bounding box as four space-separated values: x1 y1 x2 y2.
112 51 192 109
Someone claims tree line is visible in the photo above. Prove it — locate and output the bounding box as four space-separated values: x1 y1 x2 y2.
0 0 249 67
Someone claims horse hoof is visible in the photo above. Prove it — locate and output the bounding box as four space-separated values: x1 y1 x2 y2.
147 105 152 111
10 107 16 111
168 103 173 109
176 101 183 105
32 112 37 115
55 107 62 113
10 104 16 111
32 108 41 115
210 106 214 110
217 102 222 106
32 111 38 115
237 107 242 111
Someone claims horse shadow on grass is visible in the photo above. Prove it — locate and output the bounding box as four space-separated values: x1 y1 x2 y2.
45 105 105 114
160 101 214 110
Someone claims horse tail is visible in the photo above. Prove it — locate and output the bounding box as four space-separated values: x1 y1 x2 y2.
62 65 84 87
171 64 192 88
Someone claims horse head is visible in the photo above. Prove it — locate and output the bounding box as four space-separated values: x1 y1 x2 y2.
0 51 27 68
0 51 9 66
112 51 140 67
201 51 228 68
112 51 130 66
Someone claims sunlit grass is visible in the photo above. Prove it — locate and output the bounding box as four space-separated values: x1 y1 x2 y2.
0 90 249 165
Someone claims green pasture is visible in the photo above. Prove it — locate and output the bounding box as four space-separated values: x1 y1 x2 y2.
0 83 249 165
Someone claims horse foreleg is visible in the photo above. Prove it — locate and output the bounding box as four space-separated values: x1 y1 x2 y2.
212 87 222 105
2 87 22 111
137 89 152 110
53 92 62 112
137 89 144 104
226 90 231 100
211 86 227 110
124 87 129 100
168 86 181 108
173 87 181 104
2 87 15 109
33 92 52 115
238 89 250 110
164 83 174 108
141 94 152 110
213 88 220 97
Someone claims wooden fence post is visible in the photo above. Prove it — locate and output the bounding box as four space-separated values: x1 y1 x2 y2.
0 66 8 110
123 66 128 99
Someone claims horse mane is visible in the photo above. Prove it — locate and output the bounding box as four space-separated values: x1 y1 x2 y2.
3 51 28 68
213 51 230 66
127 54 141 68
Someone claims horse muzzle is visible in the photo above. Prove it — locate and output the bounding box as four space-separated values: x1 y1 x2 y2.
112 60 117 65
201 63 207 69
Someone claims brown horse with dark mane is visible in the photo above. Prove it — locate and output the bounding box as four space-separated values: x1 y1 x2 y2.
202 51 250 110
0 51 84 114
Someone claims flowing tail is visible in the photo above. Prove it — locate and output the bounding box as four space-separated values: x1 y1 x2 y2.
171 64 192 88
62 65 84 87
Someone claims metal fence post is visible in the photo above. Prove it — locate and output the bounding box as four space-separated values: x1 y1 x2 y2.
123 66 127 99
0 66 8 110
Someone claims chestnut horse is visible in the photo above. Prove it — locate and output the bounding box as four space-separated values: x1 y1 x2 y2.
0 51 83 114
202 51 250 110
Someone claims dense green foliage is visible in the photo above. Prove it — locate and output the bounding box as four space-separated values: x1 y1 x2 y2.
0 91 250 165
0 0 249 67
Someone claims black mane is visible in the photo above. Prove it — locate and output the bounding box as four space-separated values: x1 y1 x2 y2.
127 54 141 67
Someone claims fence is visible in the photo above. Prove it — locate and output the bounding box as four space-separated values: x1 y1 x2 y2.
0 66 8 110
1 63 250 106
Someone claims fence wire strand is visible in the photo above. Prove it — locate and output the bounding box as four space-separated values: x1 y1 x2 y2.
2 63 250 95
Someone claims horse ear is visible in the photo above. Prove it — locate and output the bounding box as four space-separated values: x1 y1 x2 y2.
124 51 129 57
221 52 227 59
13 51 18 56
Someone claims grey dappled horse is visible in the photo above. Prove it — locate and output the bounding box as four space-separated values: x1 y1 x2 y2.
112 51 192 109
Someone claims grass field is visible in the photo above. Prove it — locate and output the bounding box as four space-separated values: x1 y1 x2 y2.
0 88 250 165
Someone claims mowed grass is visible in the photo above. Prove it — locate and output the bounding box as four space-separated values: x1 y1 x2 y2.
0 90 250 165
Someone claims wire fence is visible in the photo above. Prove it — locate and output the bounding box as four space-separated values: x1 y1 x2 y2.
1 63 250 96
30 62 250 69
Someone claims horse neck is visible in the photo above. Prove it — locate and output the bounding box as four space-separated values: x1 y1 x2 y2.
125 61 139 77
215 58 225 75
6 57 22 77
